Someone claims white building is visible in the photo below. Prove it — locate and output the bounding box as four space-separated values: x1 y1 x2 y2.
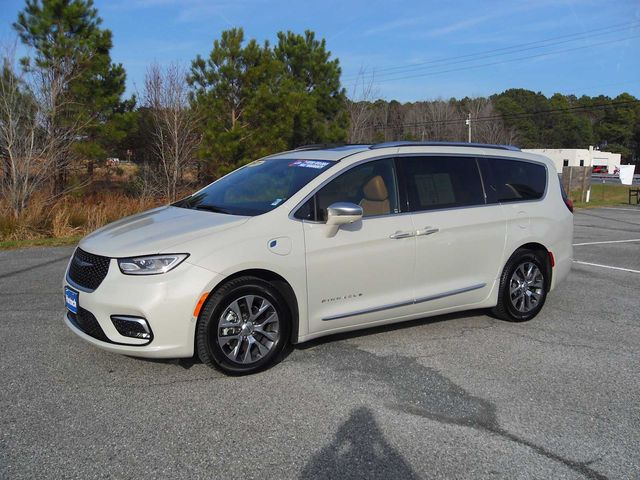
523 146 621 173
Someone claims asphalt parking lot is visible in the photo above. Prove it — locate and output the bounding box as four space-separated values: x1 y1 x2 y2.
1 207 639 479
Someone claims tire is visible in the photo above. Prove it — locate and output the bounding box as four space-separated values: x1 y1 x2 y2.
492 249 548 322
196 276 291 375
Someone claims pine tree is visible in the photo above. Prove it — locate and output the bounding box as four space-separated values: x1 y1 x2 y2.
13 0 127 191
189 28 348 177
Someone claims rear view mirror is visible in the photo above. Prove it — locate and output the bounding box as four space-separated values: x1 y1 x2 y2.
326 202 363 236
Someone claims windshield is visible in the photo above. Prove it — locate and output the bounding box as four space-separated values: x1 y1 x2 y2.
174 158 334 216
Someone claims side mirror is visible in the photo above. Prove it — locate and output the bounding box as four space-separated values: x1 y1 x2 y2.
326 202 363 236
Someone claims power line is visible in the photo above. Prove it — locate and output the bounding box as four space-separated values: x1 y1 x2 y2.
365 34 640 85
470 99 639 124
343 20 639 82
369 27 635 81
361 99 640 132
389 99 639 129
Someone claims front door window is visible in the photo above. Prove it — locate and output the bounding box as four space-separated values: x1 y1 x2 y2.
314 158 400 220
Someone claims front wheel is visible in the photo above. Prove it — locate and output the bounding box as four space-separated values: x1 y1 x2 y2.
196 276 290 374
492 250 548 322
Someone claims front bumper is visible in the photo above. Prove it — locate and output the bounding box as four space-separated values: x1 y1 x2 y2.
63 259 222 359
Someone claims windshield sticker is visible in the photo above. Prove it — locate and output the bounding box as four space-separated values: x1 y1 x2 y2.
247 160 265 167
271 198 284 206
288 160 330 169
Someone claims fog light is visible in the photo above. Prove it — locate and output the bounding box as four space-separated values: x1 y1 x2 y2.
111 315 152 340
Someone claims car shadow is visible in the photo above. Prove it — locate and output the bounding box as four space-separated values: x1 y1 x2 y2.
298 406 420 480
131 309 494 370
129 356 202 370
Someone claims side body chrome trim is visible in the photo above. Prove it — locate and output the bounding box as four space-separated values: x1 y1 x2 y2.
322 299 414 321
414 283 486 305
322 283 486 321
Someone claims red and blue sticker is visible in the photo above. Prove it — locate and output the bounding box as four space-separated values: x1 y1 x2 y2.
288 160 330 169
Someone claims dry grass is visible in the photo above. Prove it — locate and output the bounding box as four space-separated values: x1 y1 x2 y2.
0 191 163 243
0 161 205 249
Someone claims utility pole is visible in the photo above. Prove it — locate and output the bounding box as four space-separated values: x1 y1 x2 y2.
465 112 471 143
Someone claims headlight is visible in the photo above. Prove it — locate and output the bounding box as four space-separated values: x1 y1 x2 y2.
118 254 189 275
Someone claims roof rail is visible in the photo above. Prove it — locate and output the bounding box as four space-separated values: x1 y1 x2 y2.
369 141 520 151
294 143 347 151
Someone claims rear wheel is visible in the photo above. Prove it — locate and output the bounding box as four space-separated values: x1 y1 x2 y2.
492 250 547 322
196 276 290 374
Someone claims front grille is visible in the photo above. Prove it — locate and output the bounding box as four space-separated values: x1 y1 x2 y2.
68 248 110 291
67 307 109 343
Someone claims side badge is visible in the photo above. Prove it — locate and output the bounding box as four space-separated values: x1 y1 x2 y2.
268 237 292 256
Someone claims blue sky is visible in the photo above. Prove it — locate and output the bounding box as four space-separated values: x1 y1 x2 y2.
1 0 639 102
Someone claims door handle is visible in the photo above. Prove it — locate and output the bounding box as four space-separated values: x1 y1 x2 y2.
416 227 439 237
389 230 415 239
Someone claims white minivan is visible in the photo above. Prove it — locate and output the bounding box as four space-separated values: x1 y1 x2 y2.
63 142 573 374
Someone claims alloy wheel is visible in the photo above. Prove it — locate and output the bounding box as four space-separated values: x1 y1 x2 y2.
509 262 544 313
217 295 280 364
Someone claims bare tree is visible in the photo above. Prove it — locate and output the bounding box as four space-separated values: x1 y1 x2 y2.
371 100 391 142
401 99 460 142
426 99 459 141
130 161 165 201
464 98 517 145
144 63 201 202
403 102 424 140
346 69 379 144
0 46 84 218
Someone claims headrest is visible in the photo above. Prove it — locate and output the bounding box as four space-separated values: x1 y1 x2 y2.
363 176 388 201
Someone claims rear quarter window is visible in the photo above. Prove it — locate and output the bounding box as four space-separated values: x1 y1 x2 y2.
484 158 546 203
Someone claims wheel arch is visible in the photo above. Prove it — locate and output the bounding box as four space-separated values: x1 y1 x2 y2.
512 242 553 290
200 268 300 345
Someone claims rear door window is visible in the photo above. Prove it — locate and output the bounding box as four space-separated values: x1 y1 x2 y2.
401 156 485 212
482 158 547 203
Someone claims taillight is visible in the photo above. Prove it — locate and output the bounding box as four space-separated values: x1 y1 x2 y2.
558 177 573 213
564 198 574 213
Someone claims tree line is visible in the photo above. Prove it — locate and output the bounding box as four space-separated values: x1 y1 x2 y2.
1 0 639 219
348 79 640 158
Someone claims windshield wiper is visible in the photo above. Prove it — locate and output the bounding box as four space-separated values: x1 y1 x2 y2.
193 204 233 214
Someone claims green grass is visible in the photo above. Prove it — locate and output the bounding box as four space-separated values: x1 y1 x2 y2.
572 184 638 209
0 235 82 250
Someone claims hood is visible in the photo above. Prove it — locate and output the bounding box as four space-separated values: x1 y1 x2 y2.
79 206 249 258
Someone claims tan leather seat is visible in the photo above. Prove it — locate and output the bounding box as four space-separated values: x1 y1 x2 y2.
359 175 390 216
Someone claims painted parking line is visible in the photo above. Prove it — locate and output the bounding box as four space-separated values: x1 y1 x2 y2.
573 260 640 274
573 238 640 246
598 207 640 212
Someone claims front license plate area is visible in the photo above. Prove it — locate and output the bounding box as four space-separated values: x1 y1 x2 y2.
64 286 79 314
